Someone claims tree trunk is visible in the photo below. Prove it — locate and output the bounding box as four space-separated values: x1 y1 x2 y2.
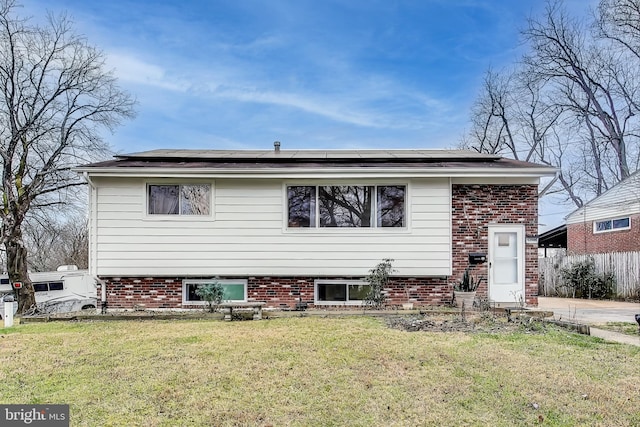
3 227 36 313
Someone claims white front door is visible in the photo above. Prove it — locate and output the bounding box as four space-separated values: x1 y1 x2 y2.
488 225 525 304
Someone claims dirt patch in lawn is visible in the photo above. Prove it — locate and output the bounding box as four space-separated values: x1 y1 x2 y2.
386 313 549 334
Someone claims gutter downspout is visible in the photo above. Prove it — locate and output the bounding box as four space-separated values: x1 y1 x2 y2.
83 172 106 314
583 205 587 255
538 172 560 256
538 171 559 198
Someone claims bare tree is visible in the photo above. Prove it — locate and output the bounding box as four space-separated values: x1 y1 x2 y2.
0 1 134 312
464 0 640 210
597 0 640 60
523 1 634 182
465 69 517 157
596 0 640 171
464 65 565 160
24 213 88 272
463 65 574 196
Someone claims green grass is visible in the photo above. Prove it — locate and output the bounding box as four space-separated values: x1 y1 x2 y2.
0 317 639 426
596 321 640 336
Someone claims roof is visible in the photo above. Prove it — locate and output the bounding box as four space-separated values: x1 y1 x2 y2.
565 170 640 222
77 148 557 178
538 224 567 249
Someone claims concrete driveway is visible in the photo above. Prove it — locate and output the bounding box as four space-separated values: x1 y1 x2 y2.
537 297 640 346
538 297 640 324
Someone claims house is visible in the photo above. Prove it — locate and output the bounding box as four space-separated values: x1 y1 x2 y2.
565 171 640 255
77 147 555 310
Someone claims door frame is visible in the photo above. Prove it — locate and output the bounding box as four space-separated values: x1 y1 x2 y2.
487 224 525 303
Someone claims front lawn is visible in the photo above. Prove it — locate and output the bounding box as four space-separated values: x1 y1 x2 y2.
0 317 638 426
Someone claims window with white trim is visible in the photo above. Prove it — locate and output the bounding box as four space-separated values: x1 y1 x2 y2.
182 279 247 304
148 184 211 215
33 281 64 292
594 217 630 233
314 280 371 305
287 185 406 228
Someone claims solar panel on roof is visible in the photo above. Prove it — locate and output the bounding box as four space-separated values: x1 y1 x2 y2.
119 148 500 161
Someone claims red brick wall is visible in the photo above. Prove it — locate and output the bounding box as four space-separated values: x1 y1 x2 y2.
567 214 640 254
100 276 452 309
451 184 539 305
99 183 540 309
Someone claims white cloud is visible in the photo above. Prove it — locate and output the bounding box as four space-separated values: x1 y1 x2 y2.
103 51 455 132
215 87 388 128
105 53 191 92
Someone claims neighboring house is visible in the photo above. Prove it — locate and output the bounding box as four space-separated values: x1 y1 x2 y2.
565 171 640 255
77 148 555 309
538 224 567 258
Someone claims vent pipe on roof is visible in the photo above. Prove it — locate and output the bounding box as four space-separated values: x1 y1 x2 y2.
274 141 281 153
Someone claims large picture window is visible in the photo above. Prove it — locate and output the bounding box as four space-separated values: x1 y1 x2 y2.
148 184 211 215
182 279 247 304
594 217 630 233
315 280 370 305
287 184 406 228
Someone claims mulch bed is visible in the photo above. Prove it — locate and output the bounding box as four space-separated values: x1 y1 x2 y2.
385 313 550 334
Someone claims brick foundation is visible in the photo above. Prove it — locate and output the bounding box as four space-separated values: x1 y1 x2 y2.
100 276 452 309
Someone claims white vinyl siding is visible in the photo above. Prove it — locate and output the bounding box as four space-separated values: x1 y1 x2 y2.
566 172 640 224
91 177 452 277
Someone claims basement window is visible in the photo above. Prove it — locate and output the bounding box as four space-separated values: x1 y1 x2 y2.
182 279 247 304
314 280 371 305
594 217 630 233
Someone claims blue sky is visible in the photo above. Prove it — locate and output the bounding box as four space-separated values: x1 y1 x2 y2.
23 0 591 153
24 0 594 229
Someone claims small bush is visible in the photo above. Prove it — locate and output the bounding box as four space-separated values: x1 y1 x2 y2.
364 259 394 309
195 282 224 312
455 267 483 292
560 259 615 299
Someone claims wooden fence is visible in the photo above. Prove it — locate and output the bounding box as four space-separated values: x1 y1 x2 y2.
539 251 640 299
